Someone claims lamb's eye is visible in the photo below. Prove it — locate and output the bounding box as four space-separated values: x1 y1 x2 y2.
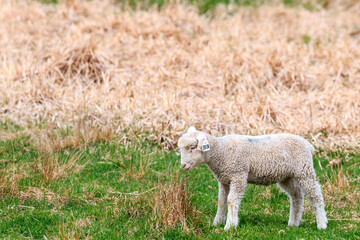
190 146 196 150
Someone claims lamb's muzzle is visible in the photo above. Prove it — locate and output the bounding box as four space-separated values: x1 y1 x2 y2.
177 127 327 231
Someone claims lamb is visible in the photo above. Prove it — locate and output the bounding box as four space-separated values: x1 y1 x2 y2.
178 127 327 231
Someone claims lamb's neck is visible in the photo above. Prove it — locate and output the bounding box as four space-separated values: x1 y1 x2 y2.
204 135 225 176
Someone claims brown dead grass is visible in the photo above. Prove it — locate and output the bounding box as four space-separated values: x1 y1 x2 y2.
31 152 87 183
48 222 91 240
19 187 65 205
153 174 199 232
0 0 360 151
32 124 115 153
48 41 112 84
120 147 154 180
0 163 23 198
112 174 199 232
323 165 360 208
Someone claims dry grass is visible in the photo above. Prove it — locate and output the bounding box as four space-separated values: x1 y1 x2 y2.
19 187 65 205
99 145 155 180
33 124 115 153
48 223 91 240
116 190 154 222
323 165 359 208
49 41 112 84
0 0 360 151
0 163 23 199
110 174 198 232
153 174 198 232
31 152 87 182
120 147 154 180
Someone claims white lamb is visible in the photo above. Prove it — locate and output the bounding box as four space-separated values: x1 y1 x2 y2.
178 127 327 231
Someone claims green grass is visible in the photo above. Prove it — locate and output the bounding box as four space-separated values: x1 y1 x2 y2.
38 0 57 4
0 133 359 239
36 0 328 13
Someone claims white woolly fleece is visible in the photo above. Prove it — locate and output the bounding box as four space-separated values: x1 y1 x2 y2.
178 127 327 231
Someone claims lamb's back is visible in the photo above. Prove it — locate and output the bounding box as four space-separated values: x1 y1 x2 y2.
217 134 313 185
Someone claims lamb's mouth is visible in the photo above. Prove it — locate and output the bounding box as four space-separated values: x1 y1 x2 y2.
182 163 193 170
185 165 193 170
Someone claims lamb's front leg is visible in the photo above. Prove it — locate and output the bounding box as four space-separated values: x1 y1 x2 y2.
224 174 248 231
213 182 229 226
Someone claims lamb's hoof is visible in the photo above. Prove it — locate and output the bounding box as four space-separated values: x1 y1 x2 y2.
224 224 231 231
288 222 300 227
317 223 327 229
213 218 225 226
224 222 237 231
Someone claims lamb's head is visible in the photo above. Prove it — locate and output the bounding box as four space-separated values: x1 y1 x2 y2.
177 127 210 171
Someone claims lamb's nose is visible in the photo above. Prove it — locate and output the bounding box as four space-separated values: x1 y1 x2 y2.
181 164 186 169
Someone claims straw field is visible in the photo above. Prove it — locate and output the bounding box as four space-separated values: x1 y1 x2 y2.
1 0 360 151
0 0 360 239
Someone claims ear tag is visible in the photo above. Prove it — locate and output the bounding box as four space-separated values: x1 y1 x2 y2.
202 140 210 152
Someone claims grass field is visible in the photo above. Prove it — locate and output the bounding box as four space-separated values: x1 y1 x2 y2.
0 125 359 239
0 0 360 239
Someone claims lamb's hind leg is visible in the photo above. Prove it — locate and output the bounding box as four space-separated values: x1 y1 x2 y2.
277 177 304 227
297 175 327 229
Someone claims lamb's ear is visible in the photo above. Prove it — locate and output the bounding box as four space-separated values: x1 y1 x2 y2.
196 133 210 152
187 126 197 133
